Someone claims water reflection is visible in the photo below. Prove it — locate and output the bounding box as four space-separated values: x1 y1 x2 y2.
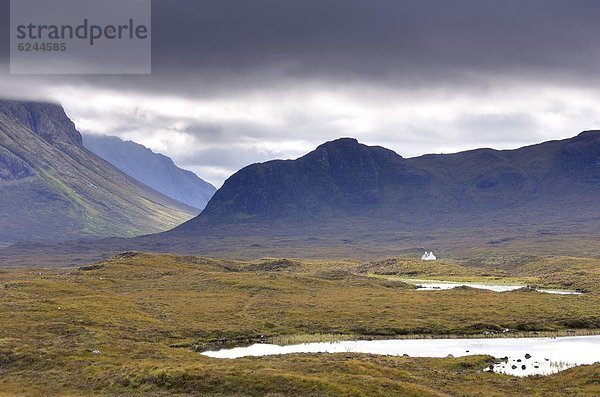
202 336 600 377
402 279 583 295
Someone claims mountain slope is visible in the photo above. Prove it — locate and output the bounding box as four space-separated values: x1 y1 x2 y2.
83 135 216 210
0 100 198 243
1 131 599 265
175 132 600 232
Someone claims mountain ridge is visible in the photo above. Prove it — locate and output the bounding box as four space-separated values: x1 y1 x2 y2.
83 134 216 210
0 100 197 243
0 101 82 147
1 130 599 266
175 130 600 231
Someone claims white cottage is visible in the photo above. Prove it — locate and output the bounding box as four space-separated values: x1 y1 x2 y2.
421 251 437 261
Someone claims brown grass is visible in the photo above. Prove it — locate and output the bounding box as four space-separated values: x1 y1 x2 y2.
0 252 598 396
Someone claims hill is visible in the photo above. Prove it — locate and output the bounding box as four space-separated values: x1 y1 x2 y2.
179 132 600 229
0 252 598 395
0 100 198 243
83 135 216 210
148 131 600 260
1 131 599 265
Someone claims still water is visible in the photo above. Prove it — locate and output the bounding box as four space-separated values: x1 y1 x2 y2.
202 335 600 377
400 279 583 295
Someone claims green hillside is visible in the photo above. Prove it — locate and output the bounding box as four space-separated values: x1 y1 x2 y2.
0 101 197 243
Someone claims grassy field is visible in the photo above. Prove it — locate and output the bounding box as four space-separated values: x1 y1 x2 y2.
0 252 599 396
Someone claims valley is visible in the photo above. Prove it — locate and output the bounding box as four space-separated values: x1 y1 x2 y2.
0 101 198 242
0 252 598 396
2 1 600 395
1 109 598 395
82 135 216 211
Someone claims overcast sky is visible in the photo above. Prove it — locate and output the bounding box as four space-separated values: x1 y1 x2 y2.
2 0 600 186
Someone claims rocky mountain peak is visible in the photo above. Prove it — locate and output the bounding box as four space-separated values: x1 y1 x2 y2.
316 137 360 150
575 130 600 140
0 100 83 147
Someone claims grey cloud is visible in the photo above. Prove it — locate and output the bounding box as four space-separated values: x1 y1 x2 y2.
149 1 600 83
454 113 542 142
2 0 600 96
1 0 600 186
178 146 279 171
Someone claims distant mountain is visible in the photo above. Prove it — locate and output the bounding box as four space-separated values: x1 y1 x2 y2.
0 100 198 243
2 131 600 265
175 132 600 231
83 135 216 210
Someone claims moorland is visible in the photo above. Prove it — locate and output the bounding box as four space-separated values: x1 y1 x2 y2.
1 252 598 396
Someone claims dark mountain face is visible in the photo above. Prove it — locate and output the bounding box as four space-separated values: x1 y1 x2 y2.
2 130 599 265
556 131 600 183
198 138 419 220
83 135 216 210
0 101 82 147
0 100 197 243
0 146 34 181
176 131 600 232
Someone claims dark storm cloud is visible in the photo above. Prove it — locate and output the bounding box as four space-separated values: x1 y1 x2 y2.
149 0 600 89
2 0 600 186
2 0 600 94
